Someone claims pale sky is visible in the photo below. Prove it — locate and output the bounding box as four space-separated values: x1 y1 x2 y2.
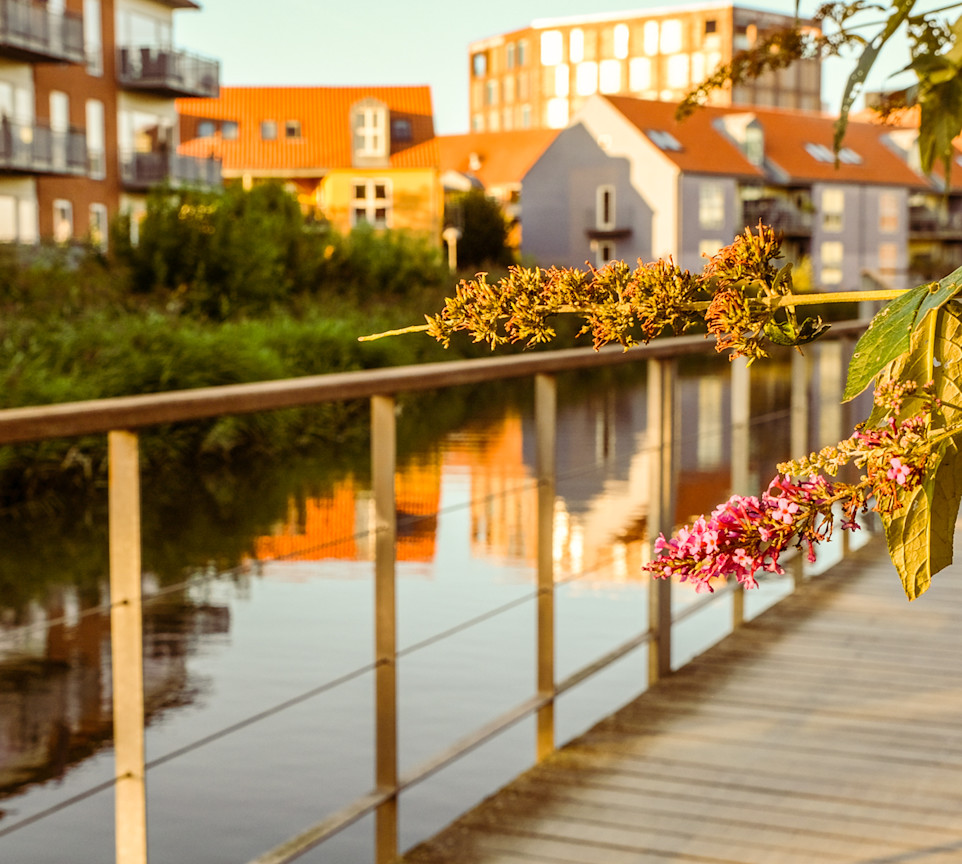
176 0 922 136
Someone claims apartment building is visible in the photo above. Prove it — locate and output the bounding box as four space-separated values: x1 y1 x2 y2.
0 0 219 246
468 2 821 132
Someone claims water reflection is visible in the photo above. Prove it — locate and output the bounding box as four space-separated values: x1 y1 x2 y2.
0 357 801 862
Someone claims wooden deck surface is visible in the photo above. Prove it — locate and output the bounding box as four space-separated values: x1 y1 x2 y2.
400 536 962 864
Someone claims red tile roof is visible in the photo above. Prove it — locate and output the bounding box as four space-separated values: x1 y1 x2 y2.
602 95 930 189
177 86 438 173
438 129 559 188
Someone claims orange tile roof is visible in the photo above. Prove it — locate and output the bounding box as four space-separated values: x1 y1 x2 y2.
438 129 559 188
177 86 438 173
602 95 930 189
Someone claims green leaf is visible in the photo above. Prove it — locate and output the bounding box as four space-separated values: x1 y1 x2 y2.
876 306 962 599
763 315 831 347
844 265 962 401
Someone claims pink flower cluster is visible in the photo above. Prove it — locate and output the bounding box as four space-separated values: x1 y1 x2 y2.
644 474 849 594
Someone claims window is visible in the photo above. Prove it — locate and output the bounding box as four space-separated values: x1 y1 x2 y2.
661 19 682 53
86 99 105 179
879 242 898 275
822 187 844 231
53 199 73 243
554 65 569 97
705 19 718 35
19 199 36 244
506 43 515 69
596 185 615 230
391 117 412 141
0 196 15 242
50 91 69 170
570 28 584 63
197 120 215 138
599 60 621 93
89 203 108 251
84 0 102 75
629 57 651 91
285 120 301 138
595 240 616 267
644 21 659 54
614 24 629 59
518 39 528 66
546 98 569 128
667 54 690 88
504 76 516 103
879 191 899 233
699 239 723 259
576 62 598 96
352 101 388 160
260 120 277 140
820 240 844 285
520 104 532 128
838 147 862 165
541 30 563 66
699 182 725 230
472 52 487 76
647 129 682 151
351 179 391 228
805 142 835 163
485 80 499 106
222 121 238 140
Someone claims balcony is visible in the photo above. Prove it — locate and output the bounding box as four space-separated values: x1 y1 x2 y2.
0 120 87 176
117 46 219 98
584 207 633 241
120 150 221 191
0 0 84 64
741 198 813 236
909 206 962 238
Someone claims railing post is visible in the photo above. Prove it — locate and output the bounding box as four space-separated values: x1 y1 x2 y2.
108 430 147 864
371 395 398 864
535 373 556 761
791 349 812 582
730 357 750 628
647 358 676 683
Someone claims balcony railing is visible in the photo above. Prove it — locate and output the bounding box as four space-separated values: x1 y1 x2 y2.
909 207 962 237
0 0 84 64
116 45 220 98
741 198 813 235
0 119 87 176
120 150 222 191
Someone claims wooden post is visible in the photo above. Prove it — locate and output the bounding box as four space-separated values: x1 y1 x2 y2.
730 357 750 628
108 430 147 864
535 374 556 761
371 396 398 864
791 349 812 582
647 358 676 683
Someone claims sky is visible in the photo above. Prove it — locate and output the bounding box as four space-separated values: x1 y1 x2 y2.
176 0 926 136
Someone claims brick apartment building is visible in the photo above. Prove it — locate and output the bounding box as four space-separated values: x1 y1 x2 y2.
0 0 219 246
467 2 821 132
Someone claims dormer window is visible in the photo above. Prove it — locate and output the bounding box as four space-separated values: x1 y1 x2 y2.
261 120 277 140
647 129 683 151
285 120 301 138
391 117 412 142
352 98 389 166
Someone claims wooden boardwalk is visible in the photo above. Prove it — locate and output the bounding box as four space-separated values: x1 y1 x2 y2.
401 537 962 864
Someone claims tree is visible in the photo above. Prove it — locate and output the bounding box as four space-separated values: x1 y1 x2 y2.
366 1 962 601
446 188 512 270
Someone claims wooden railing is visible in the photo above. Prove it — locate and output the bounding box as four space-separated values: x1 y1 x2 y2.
0 322 870 864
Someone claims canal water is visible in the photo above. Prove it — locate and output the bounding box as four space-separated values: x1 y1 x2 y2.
0 353 857 863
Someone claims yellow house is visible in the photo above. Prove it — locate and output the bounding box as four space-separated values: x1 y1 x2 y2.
177 86 443 242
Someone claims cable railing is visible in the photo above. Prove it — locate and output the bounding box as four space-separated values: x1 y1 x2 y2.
0 323 871 864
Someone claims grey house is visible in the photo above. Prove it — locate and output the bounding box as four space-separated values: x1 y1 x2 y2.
522 94 929 290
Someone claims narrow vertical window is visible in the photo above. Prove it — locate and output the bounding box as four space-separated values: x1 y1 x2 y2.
596 185 615 230
53 199 73 243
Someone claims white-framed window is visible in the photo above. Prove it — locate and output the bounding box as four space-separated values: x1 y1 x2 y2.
50 91 69 170
506 43 515 69
518 39 528 66
614 23 629 59
89 203 108 251
822 187 844 231
699 182 725 230
53 199 73 243
554 65 569 97
661 19 682 53
820 240 844 285
84 0 102 75
879 191 899 233
353 102 388 159
569 28 584 63
576 62 598 96
596 185 616 230
485 80 499 106
595 240 616 267
546 98 569 128
541 30 563 66
644 21 659 55
599 60 621 93
86 99 105 179
667 54 690 89
351 179 391 228
629 57 651 91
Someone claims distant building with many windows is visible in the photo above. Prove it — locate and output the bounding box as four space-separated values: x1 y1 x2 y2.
467 2 821 132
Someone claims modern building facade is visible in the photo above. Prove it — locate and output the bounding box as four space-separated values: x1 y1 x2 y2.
0 0 219 246
178 86 444 241
467 2 821 133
